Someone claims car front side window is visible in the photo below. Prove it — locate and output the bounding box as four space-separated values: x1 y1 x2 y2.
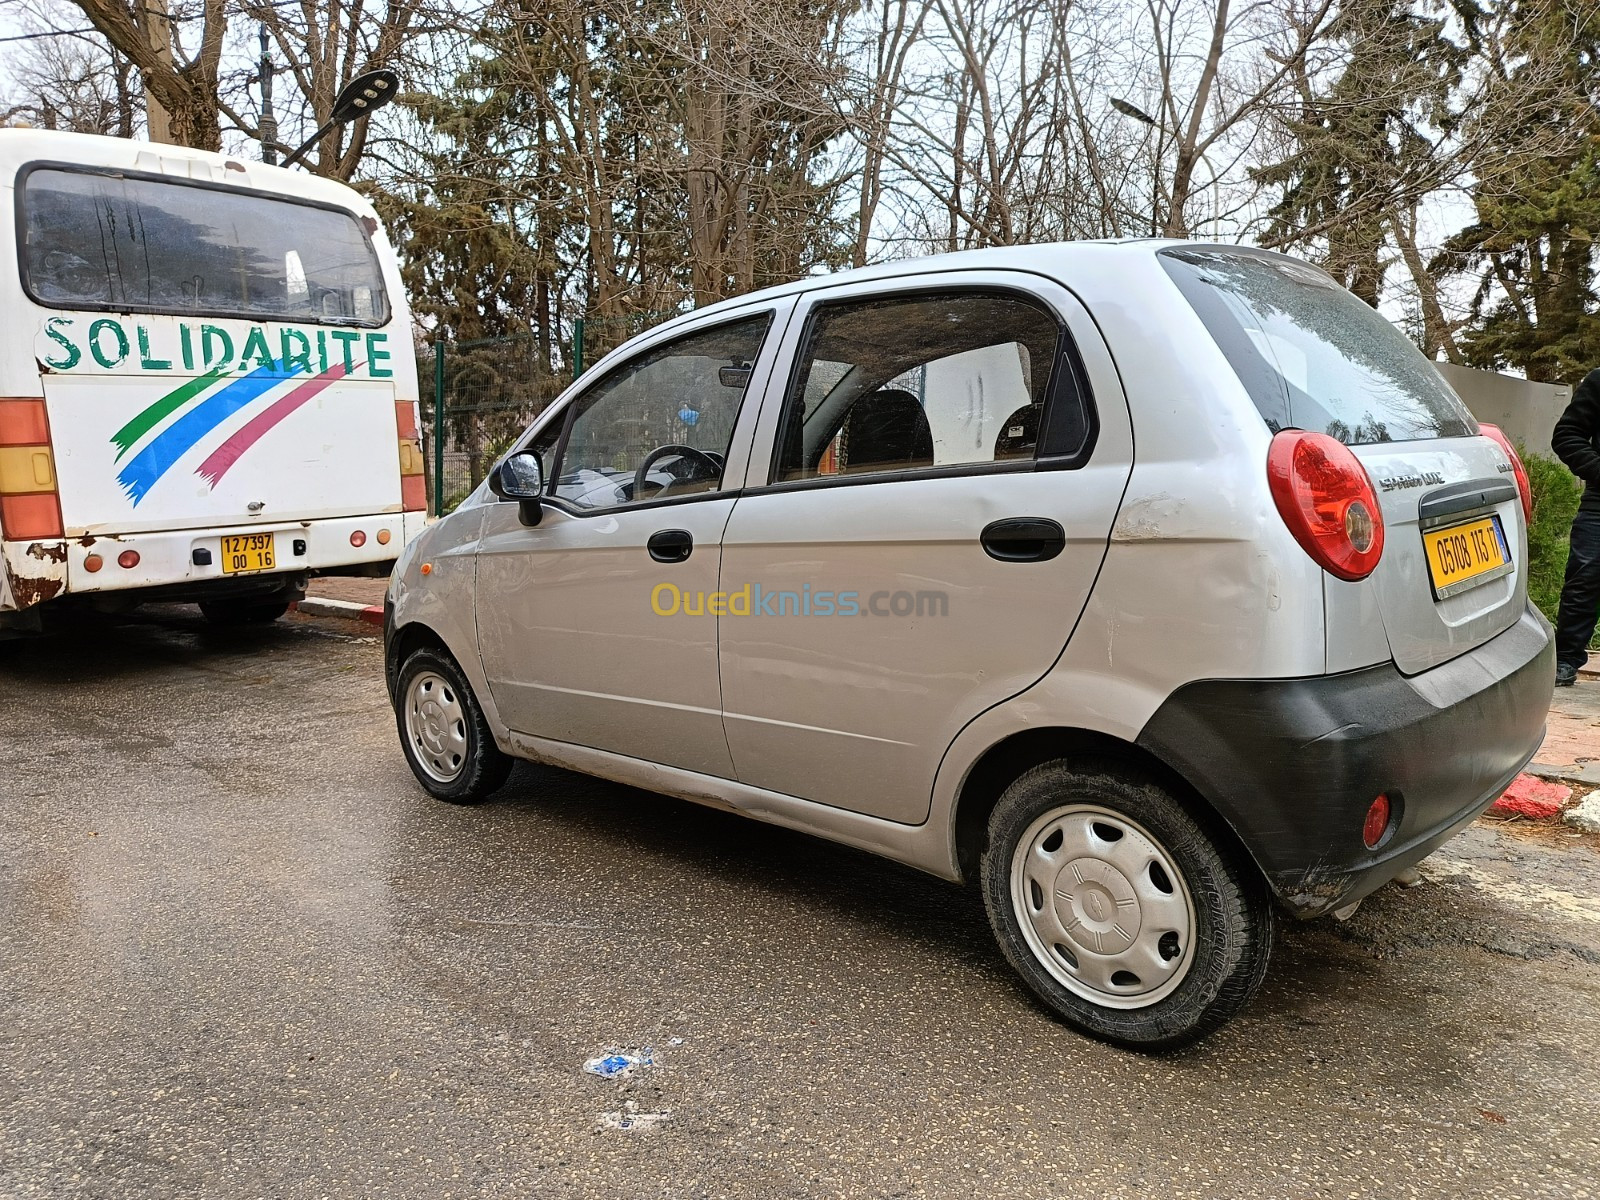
541 314 772 511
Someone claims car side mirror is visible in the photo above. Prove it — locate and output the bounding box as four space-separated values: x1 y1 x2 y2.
490 452 544 526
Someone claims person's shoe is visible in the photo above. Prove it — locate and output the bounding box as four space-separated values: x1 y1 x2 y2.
1557 662 1579 687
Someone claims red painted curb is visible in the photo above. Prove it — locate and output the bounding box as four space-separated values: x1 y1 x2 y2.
1489 773 1571 821
292 598 385 626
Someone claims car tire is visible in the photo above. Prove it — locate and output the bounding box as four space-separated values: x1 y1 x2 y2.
394 647 511 805
980 759 1273 1050
199 599 290 626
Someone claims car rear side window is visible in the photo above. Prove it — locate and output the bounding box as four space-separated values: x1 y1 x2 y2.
773 291 1087 482
1160 249 1474 445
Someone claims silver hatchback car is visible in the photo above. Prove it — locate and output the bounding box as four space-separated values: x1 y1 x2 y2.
386 243 1553 1048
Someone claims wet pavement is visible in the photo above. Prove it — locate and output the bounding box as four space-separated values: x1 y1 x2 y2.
2 607 1599 1199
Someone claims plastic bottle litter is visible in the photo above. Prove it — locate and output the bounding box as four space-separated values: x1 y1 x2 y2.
582 1049 653 1079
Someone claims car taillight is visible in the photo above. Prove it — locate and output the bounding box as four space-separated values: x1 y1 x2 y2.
0 398 63 540
1477 423 1532 526
1267 429 1385 582
395 400 426 513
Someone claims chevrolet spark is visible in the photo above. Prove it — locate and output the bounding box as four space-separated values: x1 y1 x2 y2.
386 243 1553 1048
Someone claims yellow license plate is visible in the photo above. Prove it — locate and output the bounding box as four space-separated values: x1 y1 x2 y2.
220 532 276 575
1423 515 1510 599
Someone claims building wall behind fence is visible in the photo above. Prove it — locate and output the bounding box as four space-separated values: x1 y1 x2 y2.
1436 364 1574 458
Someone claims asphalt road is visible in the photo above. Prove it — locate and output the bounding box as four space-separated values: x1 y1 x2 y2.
2 607 1599 1199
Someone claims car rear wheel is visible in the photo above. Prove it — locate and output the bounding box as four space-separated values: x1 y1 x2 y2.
981 760 1273 1050
395 647 511 805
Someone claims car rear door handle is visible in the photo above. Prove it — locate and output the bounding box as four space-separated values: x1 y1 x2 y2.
980 517 1066 563
647 529 694 563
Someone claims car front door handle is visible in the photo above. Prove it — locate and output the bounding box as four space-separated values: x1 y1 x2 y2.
980 517 1066 563
647 529 694 563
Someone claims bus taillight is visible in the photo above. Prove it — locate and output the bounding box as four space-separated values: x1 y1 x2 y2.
0 399 63 540
395 401 426 512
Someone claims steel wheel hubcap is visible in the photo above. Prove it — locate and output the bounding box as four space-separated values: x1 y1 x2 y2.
1010 803 1197 1009
405 671 469 783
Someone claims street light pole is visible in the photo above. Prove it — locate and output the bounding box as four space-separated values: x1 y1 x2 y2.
258 25 277 166
1110 97 1221 239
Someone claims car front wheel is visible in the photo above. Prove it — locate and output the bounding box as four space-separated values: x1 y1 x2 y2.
981 760 1273 1050
395 647 512 805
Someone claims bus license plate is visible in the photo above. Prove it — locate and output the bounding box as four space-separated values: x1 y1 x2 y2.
1423 515 1510 599
221 533 276 575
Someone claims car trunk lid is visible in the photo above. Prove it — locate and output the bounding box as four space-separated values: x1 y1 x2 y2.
1352 436 1526 675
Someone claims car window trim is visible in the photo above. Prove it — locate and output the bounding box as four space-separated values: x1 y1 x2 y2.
14 159 392 328
761 282 1099 490
536 308 777 515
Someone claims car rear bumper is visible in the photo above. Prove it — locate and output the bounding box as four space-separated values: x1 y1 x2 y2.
13 511 427 599
1137 603 1555 917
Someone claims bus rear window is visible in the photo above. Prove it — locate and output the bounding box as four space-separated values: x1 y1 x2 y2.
1159 248 1473 445
19 167 389 326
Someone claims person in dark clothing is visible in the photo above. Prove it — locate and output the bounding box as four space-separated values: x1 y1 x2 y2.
1550 368 1600 685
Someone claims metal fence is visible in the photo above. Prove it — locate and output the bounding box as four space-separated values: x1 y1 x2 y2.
418 312 677 515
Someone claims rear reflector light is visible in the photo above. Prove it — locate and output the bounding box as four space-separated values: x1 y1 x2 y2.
1477 423 1532 525
350 530 367 548
117 550 140 569
1363 793 1393 849
1267 430 1385 581
84 553 104 573
376 528 392 545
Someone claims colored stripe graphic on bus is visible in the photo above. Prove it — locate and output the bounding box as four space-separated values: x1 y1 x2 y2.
195 362 358 488
110 367 230 460
116 360 306 504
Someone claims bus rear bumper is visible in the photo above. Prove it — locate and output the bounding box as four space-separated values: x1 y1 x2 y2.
4 511 426 605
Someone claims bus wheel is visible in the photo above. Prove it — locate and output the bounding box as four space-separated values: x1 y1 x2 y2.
199 599 290 626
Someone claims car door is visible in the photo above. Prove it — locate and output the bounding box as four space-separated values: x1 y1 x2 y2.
718 274 1133 823
475 303 792 777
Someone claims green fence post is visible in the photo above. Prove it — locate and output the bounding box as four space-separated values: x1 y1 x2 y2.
572 319 585 380
432 336 446 517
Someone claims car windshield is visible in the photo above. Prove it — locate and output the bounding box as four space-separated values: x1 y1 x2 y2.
1160 248 1474 446
21 167 389 326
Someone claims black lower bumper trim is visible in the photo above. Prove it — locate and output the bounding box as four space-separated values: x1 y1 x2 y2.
1136 605 1554 917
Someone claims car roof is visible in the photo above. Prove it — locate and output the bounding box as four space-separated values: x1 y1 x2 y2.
641 239 1274 336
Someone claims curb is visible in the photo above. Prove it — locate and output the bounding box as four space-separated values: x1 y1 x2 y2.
293 597 384 626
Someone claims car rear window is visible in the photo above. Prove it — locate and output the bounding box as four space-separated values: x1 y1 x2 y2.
1159 248 1473 445
20 166 389 326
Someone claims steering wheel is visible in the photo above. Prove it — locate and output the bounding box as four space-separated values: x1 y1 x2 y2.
632 444 722 500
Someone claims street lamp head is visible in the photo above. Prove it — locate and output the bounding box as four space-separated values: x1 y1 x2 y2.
1111 97 1159 127
331 68 400 125
282 66 399 169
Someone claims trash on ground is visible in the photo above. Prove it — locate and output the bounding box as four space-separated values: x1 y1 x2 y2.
667 1036 684 1046
599 1101 669 1132
582 1049 653 1079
